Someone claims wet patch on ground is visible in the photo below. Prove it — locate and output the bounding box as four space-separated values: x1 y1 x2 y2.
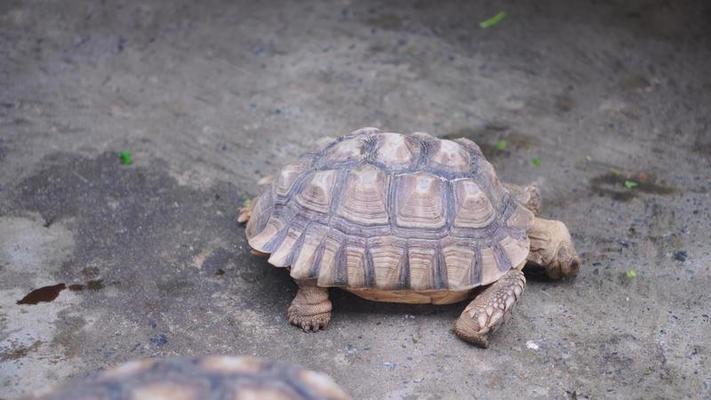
16 283 67 305
16 280 108 305
590 171 675 201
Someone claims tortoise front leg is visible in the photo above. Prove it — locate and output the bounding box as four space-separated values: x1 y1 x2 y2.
288 280 332 332
504 182 542 216
527 217 580 279
454 269 526 348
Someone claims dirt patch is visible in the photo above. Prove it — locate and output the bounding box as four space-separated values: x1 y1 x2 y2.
0 340 42 361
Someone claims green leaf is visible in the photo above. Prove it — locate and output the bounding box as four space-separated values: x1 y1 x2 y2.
610 168 622 176
119 151 133 166
625 270 637 279
624 180 638 189
531 157 541 167
480 11 507 29
495 139 508 151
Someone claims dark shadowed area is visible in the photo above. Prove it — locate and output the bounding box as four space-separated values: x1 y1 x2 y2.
1 1 710 399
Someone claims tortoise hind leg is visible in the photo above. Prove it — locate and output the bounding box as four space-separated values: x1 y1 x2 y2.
288 280 332 332
454 269 526 348
237 199 255 223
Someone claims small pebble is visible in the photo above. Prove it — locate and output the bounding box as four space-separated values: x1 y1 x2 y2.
345 344 358 355
150 334 168 347
526 340 540 350
383 362 396 370
672 250 688 262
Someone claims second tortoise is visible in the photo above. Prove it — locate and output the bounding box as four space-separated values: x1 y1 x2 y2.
239 128 580 347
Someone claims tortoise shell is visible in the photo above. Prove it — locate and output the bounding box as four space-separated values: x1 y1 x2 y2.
35 356 350 400
246 128 534 291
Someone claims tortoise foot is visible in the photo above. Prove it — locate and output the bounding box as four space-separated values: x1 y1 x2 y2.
288 282 332 332
453 323 490 348
287 306 331 332
454 269 525 348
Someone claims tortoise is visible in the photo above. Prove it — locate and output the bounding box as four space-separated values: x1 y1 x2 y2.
33 355 350 400
239 128 580 347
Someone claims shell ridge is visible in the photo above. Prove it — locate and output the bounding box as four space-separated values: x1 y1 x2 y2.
415 137 431 169
364 244 376 288
279 167 316 204
333 239 348 286
493 242 513 272
443 179 455 235
469 246 483 286
327 167 350 219
397 243 411 289
433 245 449 289
385 170 397 232
286 222 310 269
307 237 328 279
362 135 378 162
263 222 289 253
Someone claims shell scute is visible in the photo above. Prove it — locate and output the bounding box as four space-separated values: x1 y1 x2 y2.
296 170 338 213
406 244 436 290
367 237 406 289
394 172 447 230
276 160 309 197
336 164 389 225
442 242 476 288
427 139 470 173
291 225 328 279
453 179 496 228
326 137 367 163
373 132 420 168
268 224 305 267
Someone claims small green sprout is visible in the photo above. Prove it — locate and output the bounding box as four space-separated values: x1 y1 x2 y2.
119 151 133 166
625 270 637 279
610 168 622 176
624 180 638 189
495 139 508 151
480 11 507 29
242 198 252 209
531 157 541 167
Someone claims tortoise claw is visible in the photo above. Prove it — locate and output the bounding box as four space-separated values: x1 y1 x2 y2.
287 306 331 332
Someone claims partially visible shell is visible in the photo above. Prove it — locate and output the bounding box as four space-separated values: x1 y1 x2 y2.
247 128 534 291
34 356 350 400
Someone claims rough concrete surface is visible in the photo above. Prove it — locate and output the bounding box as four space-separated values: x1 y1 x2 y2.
1 0 710 399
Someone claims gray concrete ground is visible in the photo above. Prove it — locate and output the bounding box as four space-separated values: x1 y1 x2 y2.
1 0 710 399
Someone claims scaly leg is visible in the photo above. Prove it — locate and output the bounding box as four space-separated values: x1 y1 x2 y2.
287 280 332 332
527 217 580 279
237 198 256 224
454 269 526 348
504 182 542 216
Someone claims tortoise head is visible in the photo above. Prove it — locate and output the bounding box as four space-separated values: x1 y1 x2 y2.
546 241 581 279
